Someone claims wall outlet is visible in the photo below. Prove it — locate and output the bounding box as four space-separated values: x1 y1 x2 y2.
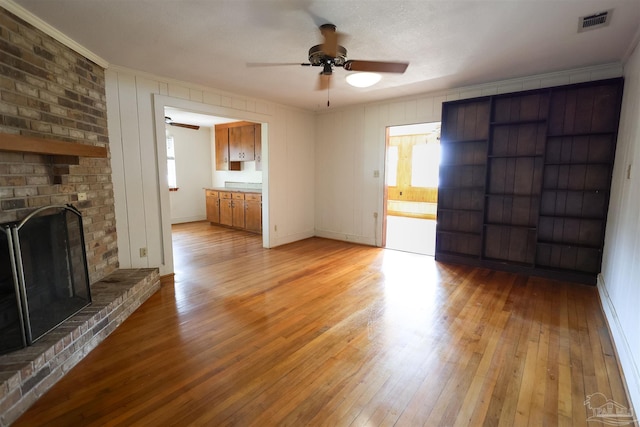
139 247 147 258
77 192 87 201
373 170 380 178
373 212 378 218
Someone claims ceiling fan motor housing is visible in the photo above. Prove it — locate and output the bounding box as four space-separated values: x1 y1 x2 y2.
308 44 347 67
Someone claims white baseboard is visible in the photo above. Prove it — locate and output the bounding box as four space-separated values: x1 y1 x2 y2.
268 229 315 248
171 215 206 225
313 229 377 246
597 274 640 416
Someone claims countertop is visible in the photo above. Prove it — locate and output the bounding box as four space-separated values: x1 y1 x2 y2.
205 187 262 194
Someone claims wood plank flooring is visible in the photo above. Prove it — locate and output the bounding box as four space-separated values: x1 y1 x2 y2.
14 222 632 426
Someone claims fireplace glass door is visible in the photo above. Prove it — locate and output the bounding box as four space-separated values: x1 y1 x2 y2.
0 205 91 353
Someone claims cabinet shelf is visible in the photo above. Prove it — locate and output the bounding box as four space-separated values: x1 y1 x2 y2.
538 214 604 221
484 223 537 231
546 131 616 138
436 230 481 237
437 208 483 213
481 257 534 268
439 186 485 190
536 241 603 250
485 193 540 198
440 163 486 167
490 119 547 126
440 138 488 144
489 154 544 159
544 161 612 166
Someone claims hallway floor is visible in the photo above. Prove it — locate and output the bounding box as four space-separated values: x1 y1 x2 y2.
385 216 436 256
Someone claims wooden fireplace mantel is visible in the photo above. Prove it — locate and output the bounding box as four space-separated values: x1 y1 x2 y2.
0 132 108 158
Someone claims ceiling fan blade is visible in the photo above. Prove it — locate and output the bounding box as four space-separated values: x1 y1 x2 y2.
246 62 311 67
170 122 200 130
316 74 331 91
343 60 409 73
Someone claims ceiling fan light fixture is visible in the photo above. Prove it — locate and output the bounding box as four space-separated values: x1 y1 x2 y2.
346 72 382 88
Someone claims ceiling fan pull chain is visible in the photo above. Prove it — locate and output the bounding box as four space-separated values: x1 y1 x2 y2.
327 86 330 107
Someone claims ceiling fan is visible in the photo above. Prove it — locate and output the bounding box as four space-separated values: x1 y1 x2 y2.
164 116 200 130
250 23 409 91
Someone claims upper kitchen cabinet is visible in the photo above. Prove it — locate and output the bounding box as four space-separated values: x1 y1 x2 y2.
215 126 240 171
229 123 255 161
215 121 262 169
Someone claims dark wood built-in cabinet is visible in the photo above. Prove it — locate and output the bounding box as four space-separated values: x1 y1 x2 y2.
435 78 624 284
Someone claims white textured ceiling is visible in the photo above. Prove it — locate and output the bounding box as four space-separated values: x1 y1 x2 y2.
11 0 640 112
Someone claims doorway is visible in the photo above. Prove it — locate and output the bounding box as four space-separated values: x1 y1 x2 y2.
384 123 441 256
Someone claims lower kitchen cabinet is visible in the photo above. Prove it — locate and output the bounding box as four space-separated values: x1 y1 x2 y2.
245 193 262 233
219 192 233 227
205 190 220 224
204 189 262 233
232 193 246 229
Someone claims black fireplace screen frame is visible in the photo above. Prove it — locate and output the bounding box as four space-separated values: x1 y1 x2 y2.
1 204 92 353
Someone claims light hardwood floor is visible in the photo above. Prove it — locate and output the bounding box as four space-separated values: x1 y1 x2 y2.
14 221 632 426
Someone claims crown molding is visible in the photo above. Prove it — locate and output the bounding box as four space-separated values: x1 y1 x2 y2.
1 0 109 68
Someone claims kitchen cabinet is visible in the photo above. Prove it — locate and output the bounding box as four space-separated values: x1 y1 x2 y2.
436 77 623 285
245 193 262 233
215 122 262 168
215 127 240 171
205 190 262 233
229 125 255 161
232 193 246 228
219 192 233 226
205 190 220 224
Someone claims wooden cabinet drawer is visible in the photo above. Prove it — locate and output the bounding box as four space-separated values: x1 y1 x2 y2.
220 192 232 199
232 193 245 200
245 193 261 202
205 190 219 198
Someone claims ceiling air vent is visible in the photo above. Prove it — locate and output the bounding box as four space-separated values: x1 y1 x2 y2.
578 9 612 33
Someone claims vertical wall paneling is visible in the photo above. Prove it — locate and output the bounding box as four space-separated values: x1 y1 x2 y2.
600 42 640 414
116 73 149 269
136 77 164 268
105 69 132 268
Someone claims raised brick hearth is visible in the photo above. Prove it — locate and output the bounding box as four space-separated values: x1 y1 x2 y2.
0 268 160 426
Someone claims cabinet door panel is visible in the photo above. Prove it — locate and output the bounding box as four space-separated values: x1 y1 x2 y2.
229 125 256 161
245 199 262 233
231 193 245 228
205 192 220 224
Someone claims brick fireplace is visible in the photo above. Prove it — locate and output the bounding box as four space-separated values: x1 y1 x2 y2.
0 7 161 425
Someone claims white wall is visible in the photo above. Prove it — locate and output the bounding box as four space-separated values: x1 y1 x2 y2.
600 40 640 414
167 125 212 224
314 63 624 247
106 66 316 276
